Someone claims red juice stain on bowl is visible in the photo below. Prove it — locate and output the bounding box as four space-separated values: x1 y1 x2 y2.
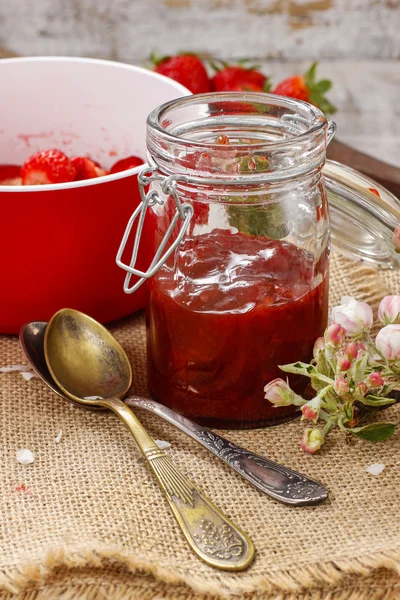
146 229 329 429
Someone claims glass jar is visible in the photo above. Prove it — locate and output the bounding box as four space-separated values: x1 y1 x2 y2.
116 93 400 429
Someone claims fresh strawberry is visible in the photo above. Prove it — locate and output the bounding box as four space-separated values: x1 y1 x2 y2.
0 164 22 185
71 156 99 180
21 149 76 185
153 54 211 94
211 63 269 92
273 75 309 102
272 62 336 114
110 155 144 174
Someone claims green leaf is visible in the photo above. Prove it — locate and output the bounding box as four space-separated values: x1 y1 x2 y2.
318 98 337 115
344 403 354 420
149 52 169 66
227 198 289 240
208 58 230 72
263 80 272 93
316 79 332 93
352 422 397 442
237 155 270 173
280 362 334 384
315 351 333 378
311 376 327 392
303 61 336 115
236 58 261 69
358 395 396 407
209 60 222 72
351 352 369 384
381 381 400 397
304 61 318 87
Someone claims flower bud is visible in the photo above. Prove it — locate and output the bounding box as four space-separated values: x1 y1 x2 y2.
393 225 400 254
378 296 400 325
334 377 349 395
301 428 324 454
344 342 358 360
337 357 351 371
301 396 322 423
356 381 368 397
331 296 373 335
376 324 400 361
368 372 384 388
313 337 325 359
325 323 346 347
264 378 294 407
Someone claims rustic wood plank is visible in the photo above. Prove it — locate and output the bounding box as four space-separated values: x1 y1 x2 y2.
0 0 399 61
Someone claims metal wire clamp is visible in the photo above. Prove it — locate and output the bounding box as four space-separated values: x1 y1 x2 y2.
116 165 194 294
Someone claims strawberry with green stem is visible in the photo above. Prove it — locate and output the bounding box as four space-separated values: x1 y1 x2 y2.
272 62 336 115
211 59 270 92
151 53 211 94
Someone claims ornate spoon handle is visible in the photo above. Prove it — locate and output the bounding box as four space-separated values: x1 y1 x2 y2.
104 397 254 571
126 397 329 506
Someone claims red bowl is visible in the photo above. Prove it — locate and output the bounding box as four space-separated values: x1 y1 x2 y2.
0 57 189 334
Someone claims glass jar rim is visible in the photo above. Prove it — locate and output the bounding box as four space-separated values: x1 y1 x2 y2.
147 91 328 151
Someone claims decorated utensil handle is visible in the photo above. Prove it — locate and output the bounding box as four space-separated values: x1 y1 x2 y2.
103 397 254 571
126 397 328 506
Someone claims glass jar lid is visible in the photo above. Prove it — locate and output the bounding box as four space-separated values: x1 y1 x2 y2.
323 160 400 269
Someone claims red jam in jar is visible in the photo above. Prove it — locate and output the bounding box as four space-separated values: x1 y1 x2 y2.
147 229 329 429
117 93 333 429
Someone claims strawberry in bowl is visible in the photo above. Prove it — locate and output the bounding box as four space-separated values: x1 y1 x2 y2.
0 57 189 334
0 149 144 186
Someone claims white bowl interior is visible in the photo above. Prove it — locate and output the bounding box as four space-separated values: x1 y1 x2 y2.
0 57 189 170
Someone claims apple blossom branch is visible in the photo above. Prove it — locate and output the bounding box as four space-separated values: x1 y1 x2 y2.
264 295 400 454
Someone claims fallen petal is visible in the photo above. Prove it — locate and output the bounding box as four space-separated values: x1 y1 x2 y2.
365 463 385 476
16 449 35 465
20 372 36 381
0 365 31 373
155 440 171 450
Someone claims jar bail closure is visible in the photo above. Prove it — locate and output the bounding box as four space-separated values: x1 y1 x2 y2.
116 165 193 294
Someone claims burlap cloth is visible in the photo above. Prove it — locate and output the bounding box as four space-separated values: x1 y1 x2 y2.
1 251 400 600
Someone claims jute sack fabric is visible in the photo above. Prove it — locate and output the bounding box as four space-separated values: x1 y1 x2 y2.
0 250 399 600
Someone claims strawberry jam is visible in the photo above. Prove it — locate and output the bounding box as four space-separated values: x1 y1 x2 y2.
146 229 328 429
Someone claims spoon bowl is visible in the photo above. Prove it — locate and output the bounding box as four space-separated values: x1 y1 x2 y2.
43 309 132 406
19 320 104 410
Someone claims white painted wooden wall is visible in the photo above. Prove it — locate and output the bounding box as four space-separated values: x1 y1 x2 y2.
0 1 399 167
0 0 399 61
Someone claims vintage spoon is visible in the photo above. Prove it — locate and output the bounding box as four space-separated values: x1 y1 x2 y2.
39 308 254 571
20 320 329 506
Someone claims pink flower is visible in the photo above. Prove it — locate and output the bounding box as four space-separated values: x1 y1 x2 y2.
393 225 400 254
325 323 346 347
313 337 325 359
376 324 400 361
334 377 349 395
378 296 400 325
344 342 358 360
368 372 384 388
331 296 373 334
301 428 324 454
337 357 351 371
301 396 322 422
264 378 293 406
